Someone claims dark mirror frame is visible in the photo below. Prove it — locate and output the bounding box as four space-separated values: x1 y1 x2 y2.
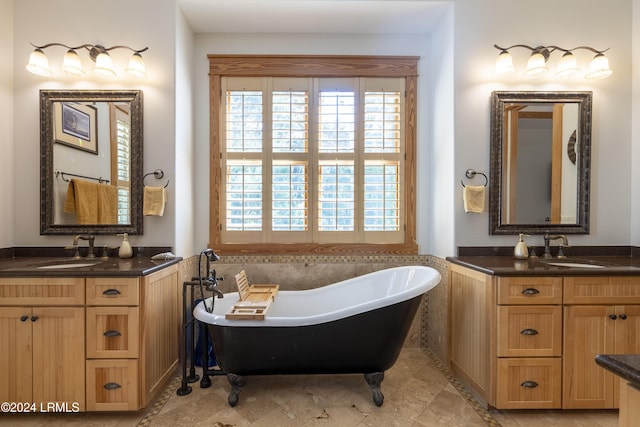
489 91 592 235
40 89 144 235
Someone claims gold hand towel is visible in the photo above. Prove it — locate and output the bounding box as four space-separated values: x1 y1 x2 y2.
64 179 99 224
144 186 166 216
97 184 118 224
463 185 485 214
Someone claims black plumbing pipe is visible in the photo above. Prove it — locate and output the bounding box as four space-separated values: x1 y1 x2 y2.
176 280 197 395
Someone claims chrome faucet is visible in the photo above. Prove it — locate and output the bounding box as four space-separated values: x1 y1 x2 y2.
72 234 96 258
543 233 569 259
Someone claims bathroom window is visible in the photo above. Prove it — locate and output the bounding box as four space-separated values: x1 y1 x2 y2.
210 55 418 254
110 103 131 225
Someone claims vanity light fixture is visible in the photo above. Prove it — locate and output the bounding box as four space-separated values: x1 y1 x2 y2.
493 44 612 80
26 42 148 79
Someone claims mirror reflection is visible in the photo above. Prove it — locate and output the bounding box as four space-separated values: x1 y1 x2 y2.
41 90 143 235
489 91 592 235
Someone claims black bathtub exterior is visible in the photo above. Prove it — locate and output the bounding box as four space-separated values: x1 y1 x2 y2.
209 295 422 375
207 294 423 375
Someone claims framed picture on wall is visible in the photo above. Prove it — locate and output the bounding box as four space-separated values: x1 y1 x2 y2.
54 102 98 154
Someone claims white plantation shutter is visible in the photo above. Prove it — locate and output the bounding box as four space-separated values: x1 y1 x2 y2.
111 104 131 225
220 76 404 244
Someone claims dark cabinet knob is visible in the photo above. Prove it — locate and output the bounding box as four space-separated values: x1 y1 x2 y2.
609 314 617 320
102 289 122 296
31 316 38 322
20 315 28 322
619 314 627 320
520 328 538 336
521 288 540 296
103 382 122 390
103 330 122 337
521 381 538 388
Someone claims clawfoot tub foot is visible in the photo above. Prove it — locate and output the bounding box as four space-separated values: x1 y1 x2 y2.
226 373 247 407
364 372 385 406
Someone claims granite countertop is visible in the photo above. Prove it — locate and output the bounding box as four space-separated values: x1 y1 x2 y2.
0 255 182 277
595 354 640 386
447 255 640 276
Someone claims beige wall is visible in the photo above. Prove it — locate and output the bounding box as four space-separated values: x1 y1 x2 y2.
3 0 640 258
0 0 13 248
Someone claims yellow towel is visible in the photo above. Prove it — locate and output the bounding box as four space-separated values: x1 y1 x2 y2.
97 184 118 224
64 179 99 224
144 186 166 216
463 185 485 214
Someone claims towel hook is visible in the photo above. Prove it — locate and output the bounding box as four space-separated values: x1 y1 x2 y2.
143 169 170 188
461 169 488 187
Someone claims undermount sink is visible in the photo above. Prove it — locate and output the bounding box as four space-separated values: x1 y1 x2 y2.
544 261 606 269
36 262 100 269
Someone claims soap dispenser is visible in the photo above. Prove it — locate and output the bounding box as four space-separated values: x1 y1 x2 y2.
514 233 529 259
118 233 133 259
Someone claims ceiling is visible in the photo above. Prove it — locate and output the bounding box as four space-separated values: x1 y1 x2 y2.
178 0 450 34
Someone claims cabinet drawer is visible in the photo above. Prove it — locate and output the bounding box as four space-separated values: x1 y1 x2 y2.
0 277 85 306
86 278 139 306
87 307 139 358
86 359 139 411
564 276 640 304
496 358 562 409
497 306 562 357
497 277 562 305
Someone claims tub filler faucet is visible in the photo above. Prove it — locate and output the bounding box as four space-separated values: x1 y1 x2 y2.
543 233 569 258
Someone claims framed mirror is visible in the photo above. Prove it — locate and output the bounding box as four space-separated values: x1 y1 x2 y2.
40 90 144 235
489 91 592 235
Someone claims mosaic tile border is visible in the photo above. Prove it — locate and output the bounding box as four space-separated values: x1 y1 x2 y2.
214 253 433 265
425 351 502 427
136 375 182 426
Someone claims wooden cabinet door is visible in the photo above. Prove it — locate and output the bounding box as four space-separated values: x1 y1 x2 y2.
31 307 85 411
0 307 33 403
612 305 640 407
563 305 615 409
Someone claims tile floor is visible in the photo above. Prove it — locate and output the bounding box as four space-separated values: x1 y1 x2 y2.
0 348 619 427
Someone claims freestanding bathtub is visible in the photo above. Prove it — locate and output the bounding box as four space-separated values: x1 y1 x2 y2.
193 265 441 407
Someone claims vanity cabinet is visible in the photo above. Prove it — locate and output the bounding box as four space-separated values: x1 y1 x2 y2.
0 278 86 409
562 277 640 409
85 265 179 411
449 264 640 410
0 264 179 412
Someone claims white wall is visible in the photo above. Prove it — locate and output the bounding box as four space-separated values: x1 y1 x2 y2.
11 0 177 249
4 0 639 258
0 0 14 248
174 5 197 257
427 6 455 256
191 32 434 253
632 0 640 244
451 0 633 253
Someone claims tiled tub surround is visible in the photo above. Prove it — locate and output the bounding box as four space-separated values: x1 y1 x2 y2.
179 254 449 362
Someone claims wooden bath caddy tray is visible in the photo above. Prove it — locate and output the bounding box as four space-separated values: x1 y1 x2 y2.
225 270 279 320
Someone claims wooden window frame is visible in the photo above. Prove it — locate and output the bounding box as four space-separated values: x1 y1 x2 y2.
209 55 419 255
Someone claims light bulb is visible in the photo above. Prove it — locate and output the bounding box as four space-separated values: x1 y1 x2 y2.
93 52 116 78
494 50 515 76
555 51 579 78
585 53 612 79
62 49 85 77
25 48 51 76
125 52 147 79
524 52 548 78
